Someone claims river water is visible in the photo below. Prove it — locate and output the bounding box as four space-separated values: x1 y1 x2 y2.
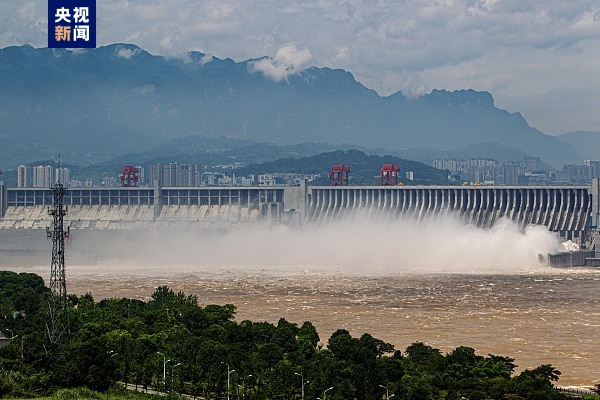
11 263 600 387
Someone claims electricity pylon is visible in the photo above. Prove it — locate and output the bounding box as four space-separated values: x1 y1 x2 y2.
46 181 70 345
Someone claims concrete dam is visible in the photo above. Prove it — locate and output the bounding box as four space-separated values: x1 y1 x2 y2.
306 185 592 235
2 181 599 243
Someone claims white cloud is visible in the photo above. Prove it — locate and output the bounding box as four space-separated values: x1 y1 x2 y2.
377 71 430 99
133 84 155 95
333 46 349 63
200 53 213 65
249 44 312 82
173 52 213 65
116 46 140 59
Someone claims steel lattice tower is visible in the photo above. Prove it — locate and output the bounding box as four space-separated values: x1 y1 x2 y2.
46 181 70 345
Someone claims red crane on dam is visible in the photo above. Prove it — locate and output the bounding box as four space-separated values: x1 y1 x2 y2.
329 164 350 186
381 163 400 186
119 166 139 187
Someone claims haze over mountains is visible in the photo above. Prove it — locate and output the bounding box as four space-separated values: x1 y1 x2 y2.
0 43 592 170
557 131 600 162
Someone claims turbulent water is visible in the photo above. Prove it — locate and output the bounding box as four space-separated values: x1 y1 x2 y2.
6 218 600 386
12 264 600 387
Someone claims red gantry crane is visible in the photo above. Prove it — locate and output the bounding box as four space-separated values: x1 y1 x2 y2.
381 163 400 186
329 164 350 186
119 166 139 187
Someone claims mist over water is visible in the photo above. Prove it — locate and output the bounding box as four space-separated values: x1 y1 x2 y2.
11 216 597 386
76 216 563 274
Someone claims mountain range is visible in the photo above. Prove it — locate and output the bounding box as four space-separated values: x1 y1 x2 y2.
556 131 600 162
0 43 593 169
0 136 447 187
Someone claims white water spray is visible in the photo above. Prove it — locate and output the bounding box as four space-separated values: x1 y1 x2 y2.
73 216 563 274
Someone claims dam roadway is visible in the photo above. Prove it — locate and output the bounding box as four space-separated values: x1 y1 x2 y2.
2 180 600 242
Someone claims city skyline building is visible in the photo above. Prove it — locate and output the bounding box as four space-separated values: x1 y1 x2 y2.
33 166 53 188
55 167 70 185
18 166 71 188
17 165 32 188
150 163 202 187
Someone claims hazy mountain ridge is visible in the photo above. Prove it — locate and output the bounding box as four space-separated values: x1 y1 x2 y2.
0 43 582 169
557 131 600 162
393 142 539 165
0 136 446 187
236 149 449 185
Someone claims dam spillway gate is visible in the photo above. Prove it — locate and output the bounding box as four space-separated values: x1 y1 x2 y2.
1 182 599 243
305 186 592 240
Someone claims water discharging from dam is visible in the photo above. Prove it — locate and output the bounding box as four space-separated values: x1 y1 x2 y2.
7 216 600 387
67 215 563 271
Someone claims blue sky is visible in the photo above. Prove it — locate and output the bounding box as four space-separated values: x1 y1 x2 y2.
1 0 599 135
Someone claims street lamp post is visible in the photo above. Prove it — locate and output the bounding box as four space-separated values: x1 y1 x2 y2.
221 362 236 400
107 351 118 394
324 386 333 400
171 362 181 391
243 374 253 399
5 330 21 358
294 372 309 400
157 352 170 389
379 384 395 400
380 384 389 400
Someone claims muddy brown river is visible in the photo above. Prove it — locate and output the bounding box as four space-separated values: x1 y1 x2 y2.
8 264 600 387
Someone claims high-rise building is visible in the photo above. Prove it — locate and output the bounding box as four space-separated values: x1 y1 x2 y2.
433 159 459 171
178 164 202 186
18 165 58 187
494 164 520 185
136 166 145 185
163 163 177 186
524 157 541 172
563 164 594 182
150 164 163 186
17 165 33 188
149 163 202 187
33 166 53 188
55 167 70 185
101 176 118 187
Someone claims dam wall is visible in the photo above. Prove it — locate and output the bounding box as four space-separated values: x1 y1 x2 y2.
1 181 599 241
0 186 285 230
305 186 593 239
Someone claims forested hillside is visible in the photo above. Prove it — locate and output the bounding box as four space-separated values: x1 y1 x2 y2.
0 271 568 399
239 150 449 185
